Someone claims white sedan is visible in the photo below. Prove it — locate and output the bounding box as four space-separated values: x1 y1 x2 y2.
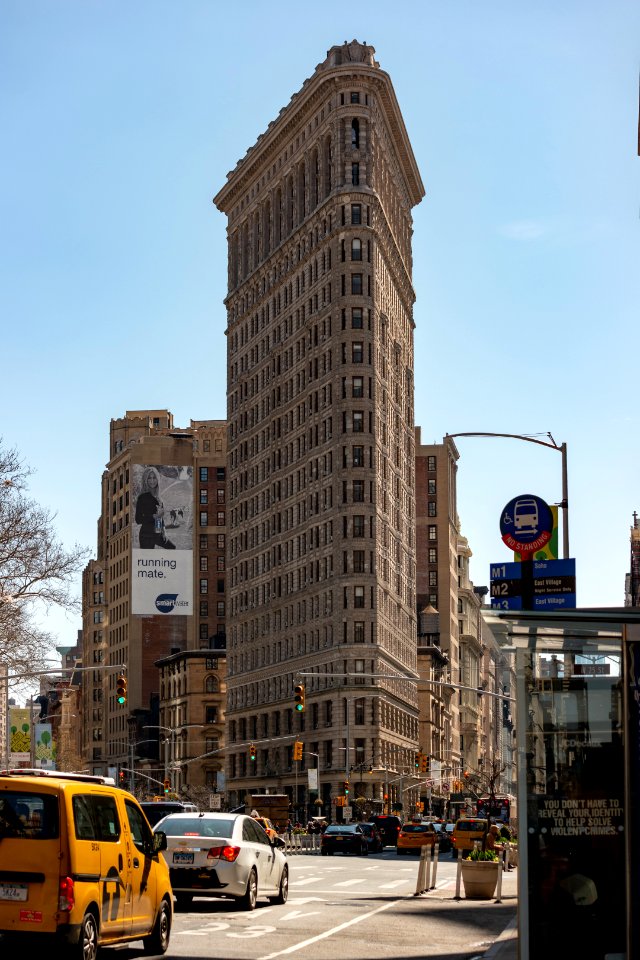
154 812 289 911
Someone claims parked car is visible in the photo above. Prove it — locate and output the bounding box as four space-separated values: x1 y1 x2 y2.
369 814 403 847
359 822 384 853
154 812 288 911
397 821 437 855
320 823 369 856
0 768 172 956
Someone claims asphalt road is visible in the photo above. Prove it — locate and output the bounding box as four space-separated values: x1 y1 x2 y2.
114 848 518 960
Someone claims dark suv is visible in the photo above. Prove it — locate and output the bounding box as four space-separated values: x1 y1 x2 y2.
370 814 403 847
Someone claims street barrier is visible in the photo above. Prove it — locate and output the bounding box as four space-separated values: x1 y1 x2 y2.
279 833 321 854
414 842 439 895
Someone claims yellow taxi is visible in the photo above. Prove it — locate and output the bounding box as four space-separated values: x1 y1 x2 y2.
451 817 489 854
0 768 172 957
252 815 278 840
396 820 437 855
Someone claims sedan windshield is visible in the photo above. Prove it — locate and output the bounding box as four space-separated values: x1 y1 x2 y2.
159 817 235 838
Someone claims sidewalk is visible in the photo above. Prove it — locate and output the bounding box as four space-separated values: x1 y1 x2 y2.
422 859 519 959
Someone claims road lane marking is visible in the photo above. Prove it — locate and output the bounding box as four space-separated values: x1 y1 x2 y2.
257 898 402 959
292 877 323 886
379 879 411 889
333 878 365 887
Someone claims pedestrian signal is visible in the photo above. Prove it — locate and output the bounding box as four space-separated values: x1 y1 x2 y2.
163 778 171 794
116 674 127 705
294 683 305 712
293 740 303 761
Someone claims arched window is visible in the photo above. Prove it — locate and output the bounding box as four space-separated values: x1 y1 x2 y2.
205 675 219 694
351 238 362 261
351 118 360 150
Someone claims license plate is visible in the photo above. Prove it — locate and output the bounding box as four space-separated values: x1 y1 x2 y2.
173 851 194 864
0 883 28 902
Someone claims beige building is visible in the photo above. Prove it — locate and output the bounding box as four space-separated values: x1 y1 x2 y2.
213 41 425 816
81 410 228 794
415 430 516 815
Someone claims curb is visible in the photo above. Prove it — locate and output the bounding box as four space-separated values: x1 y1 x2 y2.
481 915 518 959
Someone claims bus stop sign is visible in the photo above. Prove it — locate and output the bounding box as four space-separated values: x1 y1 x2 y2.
500 493 553 557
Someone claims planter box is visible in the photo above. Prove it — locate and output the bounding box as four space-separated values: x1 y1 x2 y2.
461 859 500 899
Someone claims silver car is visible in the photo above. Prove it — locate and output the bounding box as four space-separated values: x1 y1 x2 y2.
154 812 289 911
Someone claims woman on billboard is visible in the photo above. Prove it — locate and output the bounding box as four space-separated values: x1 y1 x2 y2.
134 467 175 549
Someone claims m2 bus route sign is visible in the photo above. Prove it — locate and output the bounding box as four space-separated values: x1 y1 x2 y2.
500 493 554 557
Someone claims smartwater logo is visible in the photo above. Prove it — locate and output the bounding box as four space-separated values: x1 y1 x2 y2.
155 593 189 614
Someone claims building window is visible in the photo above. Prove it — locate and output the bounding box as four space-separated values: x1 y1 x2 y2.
353 550 365 573
427 502 437 517
200 466 209 482
203 440 210 452
351 204 361 225
216 467 225 481
353 411 364 433
354 697 365 724
206 657 219 669
350 91 360 104
354 586 365 608
217 511 225 526
200 579 208 595
353 445 364 467
353 480 364 502
217 489 225 503
206 706 218 724
217 601 225 617
200 489 208 504
217 534 225 549
427 456 436 471
351 274 363 295
351 163 360 185
352 342 363 363
428 525 437 541
205 675 219 693
428 548 437 564
353 516 365 538
199 623 209 640
206 737 220 754
354 659 365 684
217 556 225 571
351 238 362 261
429 571 438 587
351 307 363 328
354 621 365 643
200 600 208 616
352 376 363 398
93 611 103 624
200 511 208 527
200 556 208 571
217 579 224 593
428 479 436 495
199 534 208 550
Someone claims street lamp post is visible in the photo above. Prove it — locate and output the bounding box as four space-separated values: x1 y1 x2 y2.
445 431 569 557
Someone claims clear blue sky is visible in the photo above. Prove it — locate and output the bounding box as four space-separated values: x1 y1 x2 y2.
2 1 639 656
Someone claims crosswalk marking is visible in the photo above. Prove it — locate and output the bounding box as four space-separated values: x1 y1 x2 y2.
334 878 366 887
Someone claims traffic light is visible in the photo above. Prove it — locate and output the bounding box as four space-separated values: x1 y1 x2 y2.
249 743 256 761
414 752 421 769
119 770 125 784
116 674 127 705
293 740 303 761
420 754 428 773
163 778 170 794
343 779 350 796
294 683 305 712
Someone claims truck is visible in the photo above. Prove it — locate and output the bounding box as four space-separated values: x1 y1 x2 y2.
248 794 290 829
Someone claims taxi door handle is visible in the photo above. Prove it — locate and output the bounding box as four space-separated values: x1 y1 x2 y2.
133 857 140 869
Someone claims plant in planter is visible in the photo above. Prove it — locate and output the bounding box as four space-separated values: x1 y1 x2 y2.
461 846 500 899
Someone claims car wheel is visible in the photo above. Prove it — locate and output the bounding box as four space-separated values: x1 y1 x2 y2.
238 868 258 911
75 910 99 960
174 893 193 912
269 865 289 905
142 898 171 955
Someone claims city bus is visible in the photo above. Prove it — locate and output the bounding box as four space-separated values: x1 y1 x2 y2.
475 795 515 824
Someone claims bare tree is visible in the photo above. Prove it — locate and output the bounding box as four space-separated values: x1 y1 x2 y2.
0 441 89 679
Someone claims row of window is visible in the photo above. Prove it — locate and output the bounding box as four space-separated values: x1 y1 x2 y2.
200 511 226 527
199 488 226 504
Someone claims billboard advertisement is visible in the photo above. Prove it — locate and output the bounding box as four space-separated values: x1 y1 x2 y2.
34 723 55 768
132 464 193 615
9 707 31 766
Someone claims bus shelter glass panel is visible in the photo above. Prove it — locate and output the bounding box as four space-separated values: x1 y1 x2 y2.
520 644 625 960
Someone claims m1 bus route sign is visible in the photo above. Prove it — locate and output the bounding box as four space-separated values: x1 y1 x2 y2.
500 493 554 557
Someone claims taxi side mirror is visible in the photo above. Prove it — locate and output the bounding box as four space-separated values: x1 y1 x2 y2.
153 831 168 853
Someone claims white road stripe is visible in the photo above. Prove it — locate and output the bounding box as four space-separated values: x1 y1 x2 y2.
333 878 365 887
257 898 402 960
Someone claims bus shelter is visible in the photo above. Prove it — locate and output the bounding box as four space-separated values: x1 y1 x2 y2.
486 607 640 960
